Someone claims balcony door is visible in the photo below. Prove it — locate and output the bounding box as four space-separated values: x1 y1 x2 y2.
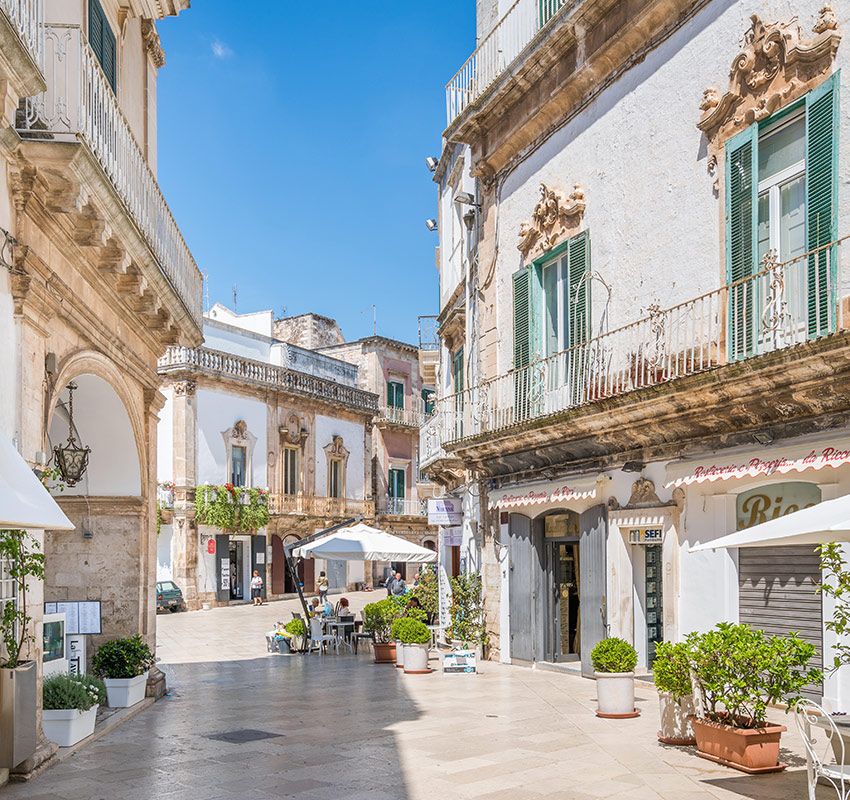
388 468 405 515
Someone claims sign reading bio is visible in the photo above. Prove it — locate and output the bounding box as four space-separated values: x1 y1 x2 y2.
428 498 463 526
736 481 822 530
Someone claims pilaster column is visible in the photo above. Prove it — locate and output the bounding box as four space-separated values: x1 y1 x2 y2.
171 379 198 604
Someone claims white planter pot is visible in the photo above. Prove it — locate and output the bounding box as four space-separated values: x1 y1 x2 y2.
594 672 638 718
395 641 405 669
43 705 98 747
104 674 147 708
657 692 696 744
402 643 430 674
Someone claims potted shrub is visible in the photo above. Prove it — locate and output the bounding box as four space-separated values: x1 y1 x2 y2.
42 674 106 747
653 641 696 745
395 618 432 674
363 599 398 663
390 617 406 669
0 529 44 770
283 619 307 653
687 622 821 774
591 637 639 718
447 572 487 658
91 635 155 708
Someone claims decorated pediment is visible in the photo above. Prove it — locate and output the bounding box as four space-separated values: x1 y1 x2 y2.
280 413 309 446
517 183 585 260
698 8 840 138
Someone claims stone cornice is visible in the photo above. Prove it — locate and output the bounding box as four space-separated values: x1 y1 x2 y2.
56 495 146 515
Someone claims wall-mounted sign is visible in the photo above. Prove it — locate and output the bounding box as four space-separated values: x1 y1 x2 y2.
628 527 663 545
207 538 216 555
44 601 102 635
441 527 462 547
428 498 463 526
488 477 598 509
736 481 821 531
220 557 230 591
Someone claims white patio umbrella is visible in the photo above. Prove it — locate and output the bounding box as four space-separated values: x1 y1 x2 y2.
0 438 73 530
690 493 850 552
292 522 437 562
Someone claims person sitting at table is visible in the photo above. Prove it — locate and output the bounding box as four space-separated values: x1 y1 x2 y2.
335 596 352 617
309 597 321 617
321 598 334 617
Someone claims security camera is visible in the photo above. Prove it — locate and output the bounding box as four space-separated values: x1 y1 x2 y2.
425 219 438 232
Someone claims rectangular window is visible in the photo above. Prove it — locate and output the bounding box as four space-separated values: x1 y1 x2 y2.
283 447 299 496
387 380 405 409
422 387 435 416
452 348 464 393
89 0 117 92
388 468 406 515
726 74 838 358
329 459 342 498
230 445 247 487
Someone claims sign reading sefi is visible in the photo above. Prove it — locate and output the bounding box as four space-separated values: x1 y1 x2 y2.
428 498 463 526
628 527 663 545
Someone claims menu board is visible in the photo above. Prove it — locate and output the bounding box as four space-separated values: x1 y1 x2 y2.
43 601 102 635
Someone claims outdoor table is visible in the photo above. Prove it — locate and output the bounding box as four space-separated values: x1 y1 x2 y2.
326 620 355 653
811 714 850 765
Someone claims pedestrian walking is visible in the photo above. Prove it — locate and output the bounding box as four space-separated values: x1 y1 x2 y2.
391 571 406 596
250 570 264 606
384 571 396 597
317 571 329 603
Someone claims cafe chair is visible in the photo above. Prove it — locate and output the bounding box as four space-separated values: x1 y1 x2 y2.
308 617 337 655
795 699 850 800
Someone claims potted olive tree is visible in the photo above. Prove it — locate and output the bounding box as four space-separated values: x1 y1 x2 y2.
395 618 432 674
687 622 821 773
363 599 398 664
0 529 44 770
42 674 106 747
653 641 696 745
91 635 155 708
591 638 639 718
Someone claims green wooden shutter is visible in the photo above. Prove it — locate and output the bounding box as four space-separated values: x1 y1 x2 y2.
567 232 590 348
725 125 758 359
513 269 531 369
805 72 839 338
89 0 116 92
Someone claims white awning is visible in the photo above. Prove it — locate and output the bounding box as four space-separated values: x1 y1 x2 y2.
488 475 599 509
291 522 437 563
690 494 850 551
666 437 850 488
0 439 74 530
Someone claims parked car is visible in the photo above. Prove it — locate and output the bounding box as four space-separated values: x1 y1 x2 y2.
156 581 185 613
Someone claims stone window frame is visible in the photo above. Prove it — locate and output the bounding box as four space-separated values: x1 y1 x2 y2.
222 420 257 488
282 444 301 496
324 435 349 499
278 413 309 497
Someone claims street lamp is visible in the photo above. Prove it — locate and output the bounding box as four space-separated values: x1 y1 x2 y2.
53 382 91 486
425 219 438 232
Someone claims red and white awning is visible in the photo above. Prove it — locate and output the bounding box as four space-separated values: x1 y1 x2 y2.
665 438 850 489
488 475 599 510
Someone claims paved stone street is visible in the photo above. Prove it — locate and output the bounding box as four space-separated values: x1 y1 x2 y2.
3 597 826 800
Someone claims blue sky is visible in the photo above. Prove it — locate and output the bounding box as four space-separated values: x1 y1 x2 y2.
156 3 475 345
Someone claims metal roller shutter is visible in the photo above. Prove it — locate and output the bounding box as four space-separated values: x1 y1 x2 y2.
738 545 823 698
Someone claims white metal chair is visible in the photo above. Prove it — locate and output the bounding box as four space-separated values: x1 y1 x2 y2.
308 617 337 655
795 699 850 799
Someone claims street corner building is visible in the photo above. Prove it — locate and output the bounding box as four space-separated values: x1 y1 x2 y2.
0 0 198 780
422 0 850 708
155 305 440 608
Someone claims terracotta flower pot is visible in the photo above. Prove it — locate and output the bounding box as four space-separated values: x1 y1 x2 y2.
691 716 786 774
373 642 396 664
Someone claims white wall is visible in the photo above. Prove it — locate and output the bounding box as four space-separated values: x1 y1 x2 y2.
313 415 365 499
157 386 173 482
203 321 271 362
196 388 267 487
206 304 274 338
491 1 850 376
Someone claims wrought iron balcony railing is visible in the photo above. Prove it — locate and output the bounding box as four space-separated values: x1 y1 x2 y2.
377 498 428 517
376 404 425 428
0 0 42 69
18 24 202 327
428 241 842 448
158 346 379 414
268 494 374 518
446 0 570 126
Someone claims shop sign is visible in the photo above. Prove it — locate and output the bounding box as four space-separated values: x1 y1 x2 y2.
428 498 463 526
438 565 452 631
443 649 477 674
207 538 216 555
489 478 598 509
736 481 822 531
220 558 230 591
441 527 462 547
628 527 663 545
668 443 850 487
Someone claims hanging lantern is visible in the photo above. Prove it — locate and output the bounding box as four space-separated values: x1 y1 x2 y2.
53 382 91 486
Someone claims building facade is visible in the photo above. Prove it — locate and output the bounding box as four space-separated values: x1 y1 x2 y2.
0 0 199 778
156 305 377 609
426 0 850 708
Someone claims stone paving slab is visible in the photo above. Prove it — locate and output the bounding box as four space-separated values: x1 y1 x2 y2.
0 596 835 799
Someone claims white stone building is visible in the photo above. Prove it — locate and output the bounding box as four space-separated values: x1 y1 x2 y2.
425 0 850 709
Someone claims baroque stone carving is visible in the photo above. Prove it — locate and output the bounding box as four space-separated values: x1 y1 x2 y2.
698 9 841 137
141 19 166 68
173 380 196 396
517 183 586 259
325 435 349 459
280 414 309 446
232 419 248 440
627 478 662 507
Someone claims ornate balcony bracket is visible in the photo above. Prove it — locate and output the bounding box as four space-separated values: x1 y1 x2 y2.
697 9 840 141
518 183 585 261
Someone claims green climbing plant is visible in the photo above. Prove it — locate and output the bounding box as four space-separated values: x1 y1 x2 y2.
0 529 45 669
195 484 269 532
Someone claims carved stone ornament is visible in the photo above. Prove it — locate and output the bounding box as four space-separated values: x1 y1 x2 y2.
325 435 349 459
698 9 841 137
280 414 309 446
627 477 662 507
232 419 248 441
141 19 166 68
173 380 196 396
517 183 586 259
